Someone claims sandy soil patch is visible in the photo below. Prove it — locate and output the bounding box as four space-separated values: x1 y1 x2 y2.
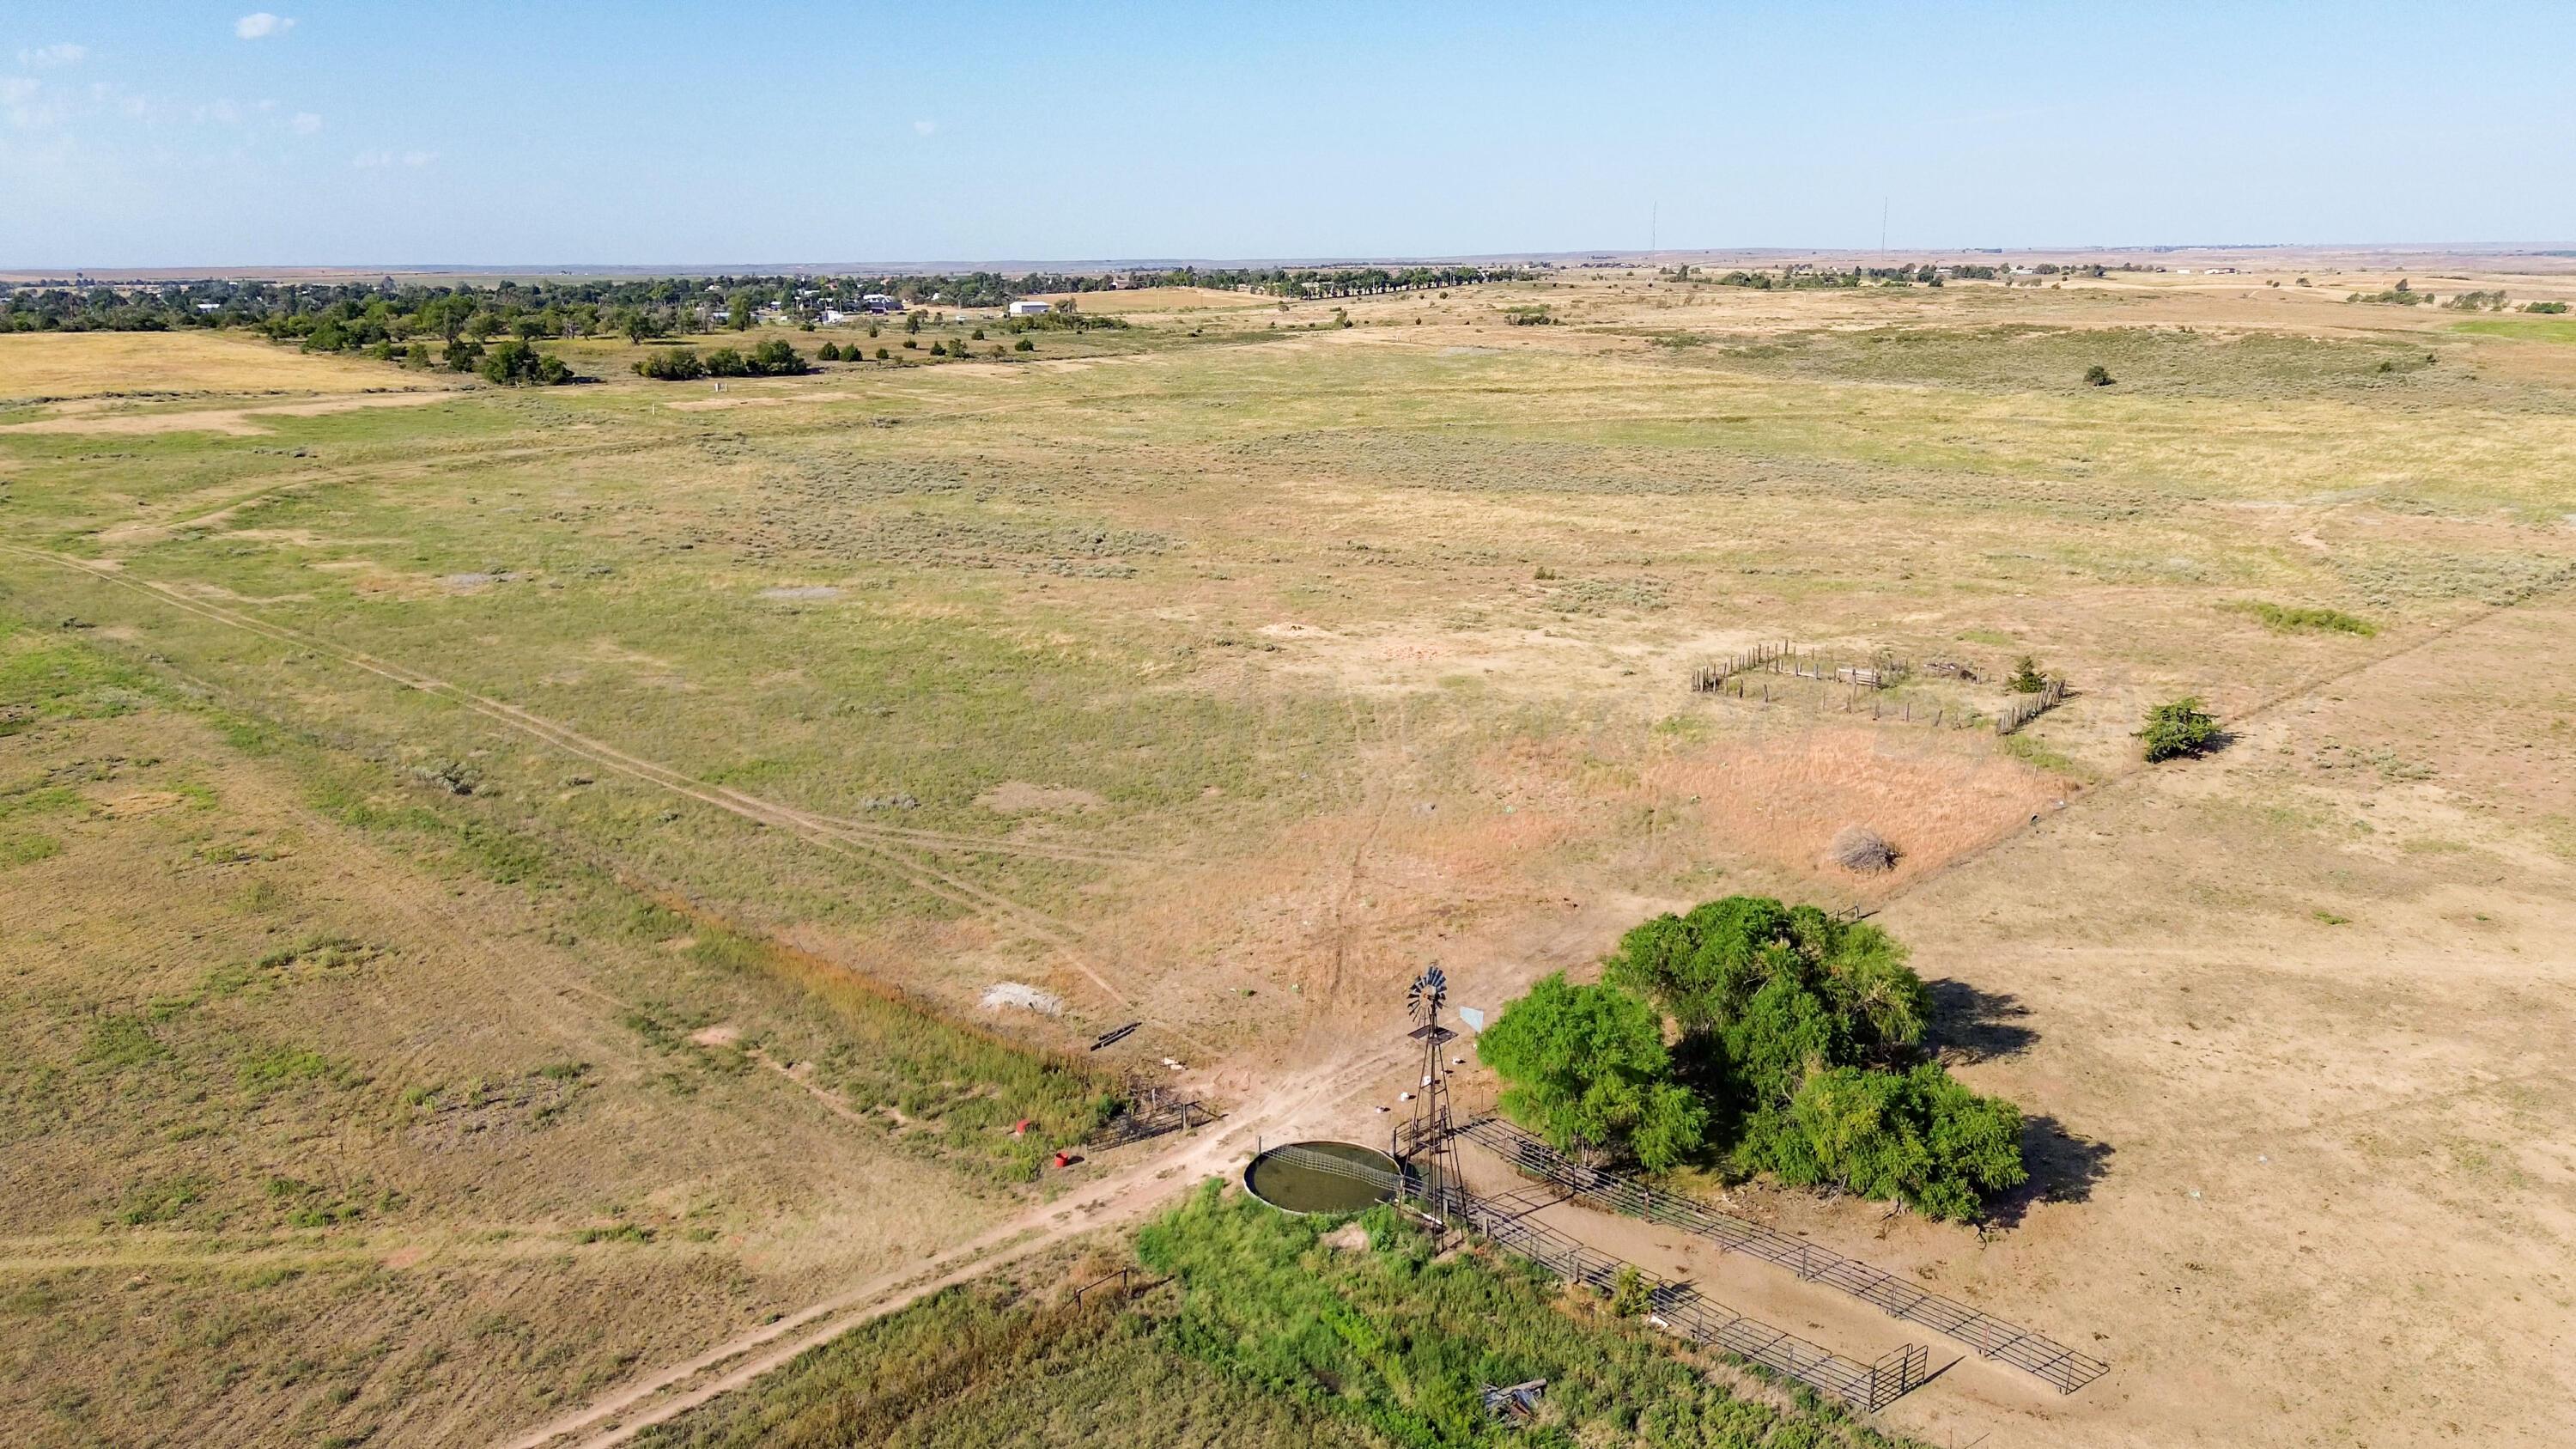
92 790 189 819
0 389 453 436
1033 286 1259 314
1646 728 2069 887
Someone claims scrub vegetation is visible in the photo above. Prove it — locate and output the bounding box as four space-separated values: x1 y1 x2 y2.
638 1184 1921 1449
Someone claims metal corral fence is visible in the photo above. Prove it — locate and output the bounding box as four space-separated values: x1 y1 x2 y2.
1087 1079 1212 1150
1453 1117 2109 1396
1247 1145 1929 1411
1692 643 1910 694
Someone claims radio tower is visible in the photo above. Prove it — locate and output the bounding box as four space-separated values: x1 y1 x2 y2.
1399 965 1464 1216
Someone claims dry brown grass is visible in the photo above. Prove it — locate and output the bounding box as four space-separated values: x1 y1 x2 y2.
0 331 414 399
8 260 2576 1448
0 696 1003 1447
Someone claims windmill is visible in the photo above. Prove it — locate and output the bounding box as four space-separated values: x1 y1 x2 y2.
1398 965 1465 1217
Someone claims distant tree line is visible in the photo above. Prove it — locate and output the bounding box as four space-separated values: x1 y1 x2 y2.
0 263 1536 339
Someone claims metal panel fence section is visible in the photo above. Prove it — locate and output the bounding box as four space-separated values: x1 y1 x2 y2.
1086 1078 1210 1151
1451 1117 2109 1396
1242 1146 1925 1411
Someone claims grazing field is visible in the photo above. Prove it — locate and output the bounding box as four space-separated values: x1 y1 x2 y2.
6 260 2576 1449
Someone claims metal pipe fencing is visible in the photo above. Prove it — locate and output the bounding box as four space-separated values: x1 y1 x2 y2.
1451 1117 2108 1395
1246 1144 1927 1410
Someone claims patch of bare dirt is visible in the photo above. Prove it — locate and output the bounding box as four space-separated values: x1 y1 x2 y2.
1646 728 2067 887
0 390 453 436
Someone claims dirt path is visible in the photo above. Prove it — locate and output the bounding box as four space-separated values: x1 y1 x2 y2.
0 542 1171 1026
503 1034 1411 1449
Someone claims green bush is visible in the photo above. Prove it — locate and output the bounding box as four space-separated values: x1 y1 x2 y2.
478 338 572 386
635 347 706 381
1763 1064 2026 1221
2007 654 2050 693
1476 973 1705 1171
817 341 841 361
747 338 808 374
2227 600 2375 636
2527 301 2569 314
1013 338 1034 352
2082 364 2113 386
2139 697 2221 761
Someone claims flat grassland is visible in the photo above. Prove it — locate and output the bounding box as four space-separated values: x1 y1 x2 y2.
5 261 2576 1448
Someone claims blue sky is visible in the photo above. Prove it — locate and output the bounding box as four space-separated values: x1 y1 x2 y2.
3 2 2571 268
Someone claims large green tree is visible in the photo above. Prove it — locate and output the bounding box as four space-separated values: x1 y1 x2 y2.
1602 896 1927 1056
1486 895 2032 1221
1475 974 1705 1172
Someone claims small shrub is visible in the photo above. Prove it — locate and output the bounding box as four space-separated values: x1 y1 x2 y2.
875 346 890 360
2139 697 2221 762
2227 600 2376 636
2082 363 2113 387
1607 1264 1651 1317
746 338 807 374
479 339 572 387
1824 825 1896 874
2526 301 2569 314
817 341 841 361
1013 338 1033 352
2007 655 2050 693
634 347 706 381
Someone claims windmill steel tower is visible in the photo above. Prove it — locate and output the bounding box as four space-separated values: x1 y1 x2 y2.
1398 965 1465 1216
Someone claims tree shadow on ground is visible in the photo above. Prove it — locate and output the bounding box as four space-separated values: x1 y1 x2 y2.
1984 1115 2113 1231
1923 978 2035 1063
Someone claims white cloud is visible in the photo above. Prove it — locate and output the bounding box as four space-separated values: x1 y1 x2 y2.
912 119 936 136
354 147 434 168
16 43 86 68
291 111 321 134
3 76 64 131
234 13 295 40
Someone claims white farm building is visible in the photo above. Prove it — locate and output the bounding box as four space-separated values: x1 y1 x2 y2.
1006 299 1051 317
